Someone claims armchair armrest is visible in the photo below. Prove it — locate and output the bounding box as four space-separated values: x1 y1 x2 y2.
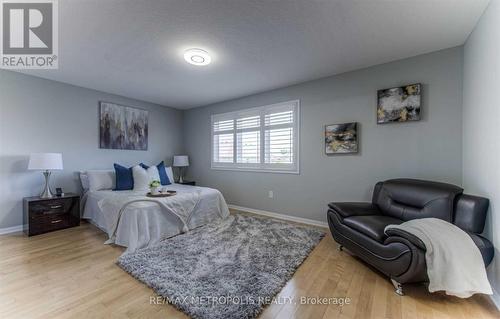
328 202 381 218
384 228 426 251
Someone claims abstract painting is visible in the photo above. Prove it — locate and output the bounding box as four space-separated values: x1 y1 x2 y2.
99 102 148 150
377 83 421 124
325 122 358 154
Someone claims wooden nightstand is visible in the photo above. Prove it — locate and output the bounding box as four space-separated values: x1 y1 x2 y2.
178 181 196 186
23 193 80 236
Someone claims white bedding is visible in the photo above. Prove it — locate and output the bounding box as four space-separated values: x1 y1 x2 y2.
82 184 230 252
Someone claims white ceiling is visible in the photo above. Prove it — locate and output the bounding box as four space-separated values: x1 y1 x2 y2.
19 0 489 109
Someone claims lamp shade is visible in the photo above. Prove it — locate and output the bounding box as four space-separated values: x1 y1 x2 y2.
28 153 63 170
173 155 189 167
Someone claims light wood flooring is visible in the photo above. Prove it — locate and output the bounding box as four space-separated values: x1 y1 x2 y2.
0 213 498 319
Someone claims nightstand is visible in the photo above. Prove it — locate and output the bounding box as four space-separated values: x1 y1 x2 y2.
23 193 80 236
178 181 196 186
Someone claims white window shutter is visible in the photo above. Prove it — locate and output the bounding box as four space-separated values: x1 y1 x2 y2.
213 133 234 163
211 100 299 173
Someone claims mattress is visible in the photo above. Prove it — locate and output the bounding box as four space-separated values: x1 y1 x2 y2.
82 183 230 252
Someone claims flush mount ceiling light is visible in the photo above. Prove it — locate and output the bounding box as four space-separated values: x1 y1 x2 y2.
184 48 211 66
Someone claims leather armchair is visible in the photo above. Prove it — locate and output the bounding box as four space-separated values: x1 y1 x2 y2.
327 179 494 295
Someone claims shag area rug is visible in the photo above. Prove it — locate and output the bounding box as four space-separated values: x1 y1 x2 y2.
117 213 325 319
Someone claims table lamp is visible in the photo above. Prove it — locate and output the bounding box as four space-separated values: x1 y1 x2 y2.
28 153 63 198
173 155 189 183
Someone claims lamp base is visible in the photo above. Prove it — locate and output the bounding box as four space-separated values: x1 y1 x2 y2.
177 167 185 183
40 170 53 198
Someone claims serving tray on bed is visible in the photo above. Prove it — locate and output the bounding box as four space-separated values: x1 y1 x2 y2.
146 191 176 198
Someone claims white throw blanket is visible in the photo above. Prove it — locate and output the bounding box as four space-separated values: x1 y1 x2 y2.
99 190 201 244
385 218 492 298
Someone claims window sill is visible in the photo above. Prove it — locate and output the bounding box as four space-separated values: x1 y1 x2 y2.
210 166 300 175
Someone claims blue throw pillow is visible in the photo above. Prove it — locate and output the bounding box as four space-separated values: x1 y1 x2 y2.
114 163 134 190
140 161 171 185
156 161 171 185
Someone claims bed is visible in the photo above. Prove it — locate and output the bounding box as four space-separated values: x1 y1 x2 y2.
81 175 230 252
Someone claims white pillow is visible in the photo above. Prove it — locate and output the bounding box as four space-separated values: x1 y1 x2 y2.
165 166 174 184
132 165 160 191
87 170 115 191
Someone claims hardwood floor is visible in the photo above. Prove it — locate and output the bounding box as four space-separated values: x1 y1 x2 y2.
0 215 498 319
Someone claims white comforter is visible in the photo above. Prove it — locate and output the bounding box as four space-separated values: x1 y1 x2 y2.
385 218 492 298
82 184 230 252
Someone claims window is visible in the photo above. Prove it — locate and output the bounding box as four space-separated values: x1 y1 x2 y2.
211 100 299 173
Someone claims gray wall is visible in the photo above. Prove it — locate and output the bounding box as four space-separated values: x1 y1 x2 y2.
183 47 463 223
0 70 183 229
463 0 500 305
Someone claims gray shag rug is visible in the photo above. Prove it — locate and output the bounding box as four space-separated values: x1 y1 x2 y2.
117 213 325 319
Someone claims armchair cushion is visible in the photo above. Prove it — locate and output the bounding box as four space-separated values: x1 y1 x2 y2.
342 215 403 243
328 202 381 218
373 179 463 222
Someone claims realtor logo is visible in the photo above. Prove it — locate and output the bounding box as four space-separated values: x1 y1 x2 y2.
1 0 58 69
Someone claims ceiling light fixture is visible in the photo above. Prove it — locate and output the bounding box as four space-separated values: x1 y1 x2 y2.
184 48 211 66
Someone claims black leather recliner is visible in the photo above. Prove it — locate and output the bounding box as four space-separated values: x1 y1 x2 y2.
327 179 494 295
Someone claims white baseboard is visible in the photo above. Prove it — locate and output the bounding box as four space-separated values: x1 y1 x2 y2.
228 204 328 228
0 224 24 235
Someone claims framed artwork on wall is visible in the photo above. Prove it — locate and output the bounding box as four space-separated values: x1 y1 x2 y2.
99 101 148 150
377 83 421 124
325 122 358 154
